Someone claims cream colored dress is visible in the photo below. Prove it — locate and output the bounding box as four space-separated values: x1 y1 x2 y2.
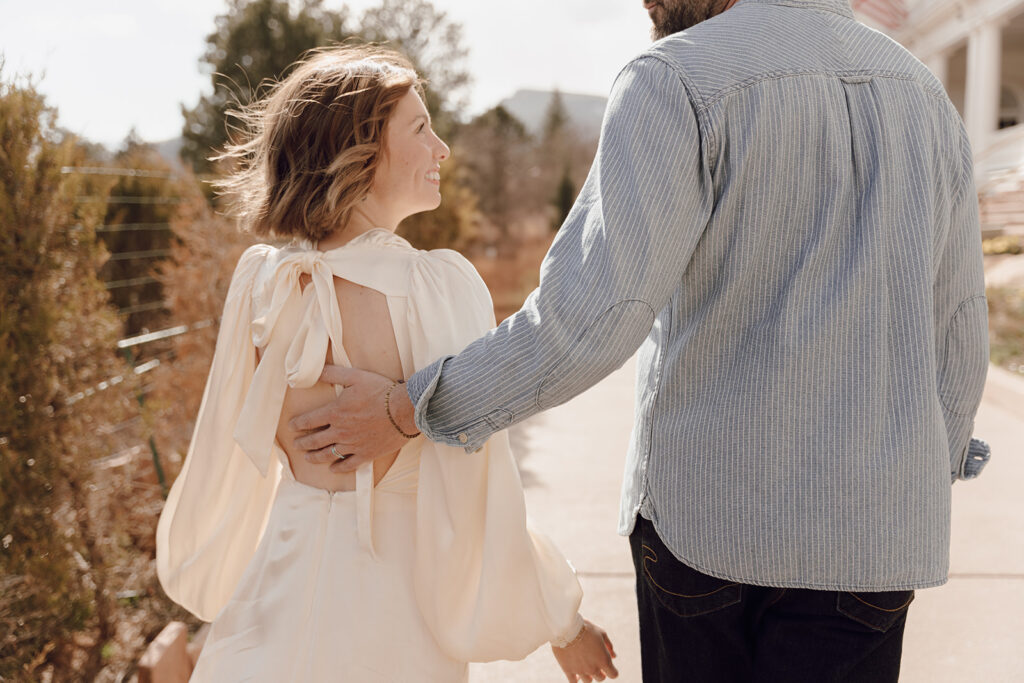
156 229 583 682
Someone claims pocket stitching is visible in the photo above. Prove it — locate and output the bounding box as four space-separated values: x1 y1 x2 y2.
642 544 740 599
836 591 914 633
845 591 914 612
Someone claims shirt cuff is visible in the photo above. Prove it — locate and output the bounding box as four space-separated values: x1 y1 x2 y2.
959 437 991 480
407 356 492 453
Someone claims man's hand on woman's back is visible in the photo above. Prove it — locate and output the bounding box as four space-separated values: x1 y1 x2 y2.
290 365 415 473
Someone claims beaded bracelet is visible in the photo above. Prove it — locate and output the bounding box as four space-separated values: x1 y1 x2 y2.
385 380 421 439
551 614 586 649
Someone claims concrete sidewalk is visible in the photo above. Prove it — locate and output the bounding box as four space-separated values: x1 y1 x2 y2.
902 364 1024 683
471 358 1024 682
471 358 641 682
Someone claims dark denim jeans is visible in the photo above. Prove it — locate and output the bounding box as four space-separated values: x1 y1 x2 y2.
630 516 913 682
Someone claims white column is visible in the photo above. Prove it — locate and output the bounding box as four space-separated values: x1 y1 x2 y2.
965 20 1002 156
924 52 949 90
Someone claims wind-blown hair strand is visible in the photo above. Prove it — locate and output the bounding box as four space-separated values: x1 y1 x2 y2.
213 46 424 242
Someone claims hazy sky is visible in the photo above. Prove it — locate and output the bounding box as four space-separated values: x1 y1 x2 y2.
1 0 653 148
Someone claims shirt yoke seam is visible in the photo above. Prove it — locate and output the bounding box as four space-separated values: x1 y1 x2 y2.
633 53 719 173
697 70 948 113
764 3 855 20
636 53 708 112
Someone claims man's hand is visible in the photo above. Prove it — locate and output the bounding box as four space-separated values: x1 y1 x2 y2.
290 365 416 474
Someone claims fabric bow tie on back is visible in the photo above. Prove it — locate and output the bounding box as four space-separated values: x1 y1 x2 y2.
234 246 381 557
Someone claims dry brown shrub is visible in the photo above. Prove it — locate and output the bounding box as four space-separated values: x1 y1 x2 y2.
469 234 555 322
0 70 200 681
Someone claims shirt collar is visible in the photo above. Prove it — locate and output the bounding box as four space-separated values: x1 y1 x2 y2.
734 0 855 20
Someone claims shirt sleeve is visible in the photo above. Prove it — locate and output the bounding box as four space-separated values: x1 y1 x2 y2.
408 55 714 451
934 116 989 482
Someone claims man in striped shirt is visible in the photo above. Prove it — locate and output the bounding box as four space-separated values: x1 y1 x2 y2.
298 0 989 679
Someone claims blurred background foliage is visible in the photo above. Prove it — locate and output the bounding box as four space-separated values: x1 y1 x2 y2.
180 0 590 252
0 67 193 681
181 0 355 174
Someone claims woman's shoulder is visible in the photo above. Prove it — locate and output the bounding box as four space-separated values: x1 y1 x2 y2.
411 247 488 295
236 242 276 267
409 248 494 330
413 244 485 279
335 231 485 297
223 243 275 299
418 246 474 268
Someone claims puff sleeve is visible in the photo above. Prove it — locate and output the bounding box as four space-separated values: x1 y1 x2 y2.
407 249 584 661
156 244 282 622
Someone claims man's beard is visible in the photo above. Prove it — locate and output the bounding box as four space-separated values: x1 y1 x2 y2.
650 0 723 39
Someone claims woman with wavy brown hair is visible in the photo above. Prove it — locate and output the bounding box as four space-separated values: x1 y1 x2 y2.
155 46 618 682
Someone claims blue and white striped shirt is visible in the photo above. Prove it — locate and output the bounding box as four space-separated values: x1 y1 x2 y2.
408 0 989 590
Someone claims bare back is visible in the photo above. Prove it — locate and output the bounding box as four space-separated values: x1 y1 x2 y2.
275 275 403 491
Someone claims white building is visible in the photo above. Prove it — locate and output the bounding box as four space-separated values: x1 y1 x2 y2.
856 0 1024 233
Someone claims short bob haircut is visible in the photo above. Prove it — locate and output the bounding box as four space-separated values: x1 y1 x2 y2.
214 45 424 242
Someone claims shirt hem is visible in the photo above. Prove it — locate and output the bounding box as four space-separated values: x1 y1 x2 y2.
618 513 949 591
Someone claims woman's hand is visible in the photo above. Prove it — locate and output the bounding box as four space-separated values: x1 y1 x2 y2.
550 618 618 682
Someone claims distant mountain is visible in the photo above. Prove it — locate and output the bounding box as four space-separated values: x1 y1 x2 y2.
153 136 187 173
498 89 607 140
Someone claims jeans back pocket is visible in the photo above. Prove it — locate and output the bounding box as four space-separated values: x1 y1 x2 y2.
836 590 915 632
640 520 742 618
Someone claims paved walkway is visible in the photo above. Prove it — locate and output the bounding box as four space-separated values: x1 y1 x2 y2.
471 358 1024 682
472 358 641 682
